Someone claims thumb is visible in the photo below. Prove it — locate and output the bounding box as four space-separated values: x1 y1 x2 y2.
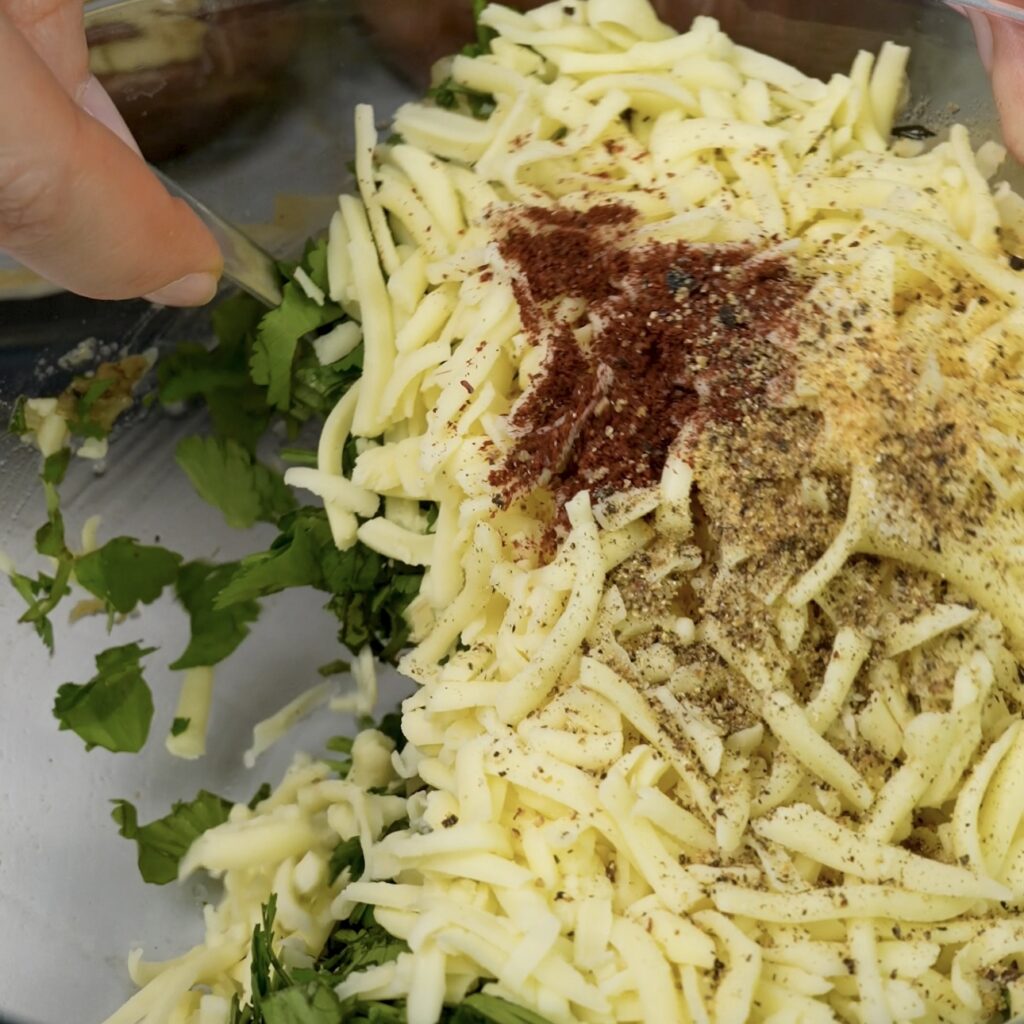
968 8 1024 164
0 13 222 304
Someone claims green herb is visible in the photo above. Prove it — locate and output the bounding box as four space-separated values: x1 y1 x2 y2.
464 0 497 58
251 242 344 412
316 919 408 984
451 995 557 1024
75 537 182 615
374 711 405 752
53 642 156 753
430 1 497 115
323 734 354 777
8 395 28 436
289 345 363 423
234 879 554 1024
429 78 496 119
170 717 191 737
251 895 293 1002
280 448 319 466
316 659 350 678
12 451 75 648
327 836 364 884
260 986 343 1024
36 449 71 558
176 436 295 529
7 569 57 651
215 508 424 664
68 377 115 438
111 789 232 885
248 782 272 810
170 561 261 670
158 293 271 452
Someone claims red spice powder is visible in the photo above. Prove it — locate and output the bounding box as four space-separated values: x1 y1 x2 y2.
489 202 811 514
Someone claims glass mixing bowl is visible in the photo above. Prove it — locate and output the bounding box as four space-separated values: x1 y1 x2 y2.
0 1 1018 1022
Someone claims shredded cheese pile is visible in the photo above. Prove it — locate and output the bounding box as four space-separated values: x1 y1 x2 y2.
109 3 1024 1023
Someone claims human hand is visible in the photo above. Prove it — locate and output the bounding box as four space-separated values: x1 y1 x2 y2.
0 0 221 304
964 7 1024 162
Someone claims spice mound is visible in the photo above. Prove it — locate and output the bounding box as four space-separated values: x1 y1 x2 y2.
489 203 812 514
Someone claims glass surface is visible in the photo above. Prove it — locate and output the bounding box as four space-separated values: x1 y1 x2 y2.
0 1 1017 1022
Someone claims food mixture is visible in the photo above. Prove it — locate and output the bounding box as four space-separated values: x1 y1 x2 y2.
10 2 1024 1022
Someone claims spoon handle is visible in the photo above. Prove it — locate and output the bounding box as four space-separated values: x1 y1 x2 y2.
153 167 283 308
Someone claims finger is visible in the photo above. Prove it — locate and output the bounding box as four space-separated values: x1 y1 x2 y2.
984 12 1024 163
2 0 87 91
0 12 222 304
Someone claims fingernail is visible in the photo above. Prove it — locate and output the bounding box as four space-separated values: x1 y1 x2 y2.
967 9 995 72
145 272 219 307
76 75 143 156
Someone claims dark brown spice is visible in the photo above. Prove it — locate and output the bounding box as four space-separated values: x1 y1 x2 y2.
489 201 811 519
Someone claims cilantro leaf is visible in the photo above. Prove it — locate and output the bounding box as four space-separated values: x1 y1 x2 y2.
251 895 293 1003
314 921 408 984
68 377 114 438
176 436 295 529
158 293 271 452
261 986 343 1024
215 507 332 601
53 642 155 752
75 537 182 615
248 782 272 810
8 395 28 436
10 451 75 650
451 996 556 1024
251 281 342 412
36 449 71 556
328 836 364 884
429 78 496 119
111 788 232 884
289 345 363 422
317 659 350 678
215 508 424 663
7 570 56 651
303 236 333 294
170 561 260 670
170 717 191 736
58 355 151 440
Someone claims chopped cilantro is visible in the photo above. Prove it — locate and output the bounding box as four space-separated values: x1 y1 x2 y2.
75 537 182 615
316 659 350 678
170 717 191 737
176 436 295 529
158 292 271 452
68 377 114 438
280 447 319 466
170 561 260 670
260 986 343 1024
8 395 28 435
251 249 344 411
248 782 272 810
451 996 557 1024
7 569 57 651
328 836 364 884
463 0 497 57
59 355 151 439
111 788 232 885
429 78 496 119
289 345 363 422
216 508 424 663
53 642 156 753
429 2 497 114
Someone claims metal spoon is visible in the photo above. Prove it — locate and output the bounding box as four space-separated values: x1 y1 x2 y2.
153 167 283 308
